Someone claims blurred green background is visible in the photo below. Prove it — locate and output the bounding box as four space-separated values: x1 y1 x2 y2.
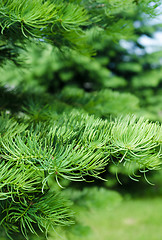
0 2 162 240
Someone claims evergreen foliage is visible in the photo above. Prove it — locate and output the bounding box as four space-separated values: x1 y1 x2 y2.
0 0 162 239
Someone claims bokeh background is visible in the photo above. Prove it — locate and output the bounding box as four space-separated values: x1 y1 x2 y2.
0 1 162 240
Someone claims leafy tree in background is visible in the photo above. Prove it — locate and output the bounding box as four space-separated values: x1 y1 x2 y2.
0 0 162 239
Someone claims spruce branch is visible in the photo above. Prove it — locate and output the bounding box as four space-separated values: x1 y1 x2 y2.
1 119 109 182
0 0 89 51
110 115 161 170
22 108 162 171
0 102 161 239
0 192 73 240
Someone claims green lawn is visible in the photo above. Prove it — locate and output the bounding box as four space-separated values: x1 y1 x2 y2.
49 194 162 240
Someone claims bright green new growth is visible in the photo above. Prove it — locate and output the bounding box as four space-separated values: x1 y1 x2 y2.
0 113 161 238
0 0 88 47
0 0 162 239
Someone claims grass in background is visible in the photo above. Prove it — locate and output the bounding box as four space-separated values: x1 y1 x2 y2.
49 187 162 240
